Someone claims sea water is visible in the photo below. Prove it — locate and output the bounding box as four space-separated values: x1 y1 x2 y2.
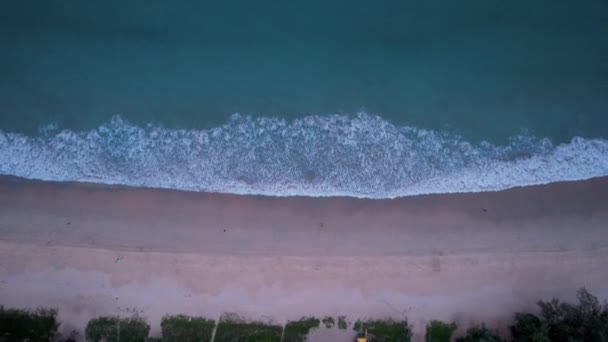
1 0 607 198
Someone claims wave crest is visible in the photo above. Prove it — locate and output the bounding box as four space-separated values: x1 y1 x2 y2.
1 113 607 198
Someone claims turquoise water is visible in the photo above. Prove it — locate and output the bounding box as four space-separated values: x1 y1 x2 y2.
1 1 608 197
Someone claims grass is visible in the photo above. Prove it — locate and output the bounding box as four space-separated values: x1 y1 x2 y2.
353 319 412 342
425 320 458 342
160 314 215 342
321 316 335 328
214 313 283 342
85 316 150 342
283 317 320 341
0 306 59 341
337 316 348 330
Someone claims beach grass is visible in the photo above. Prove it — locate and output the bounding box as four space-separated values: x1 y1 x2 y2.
214 313 283 342
353 319 412 342
337 316 348 330
283 316 321 341
160 314 215 342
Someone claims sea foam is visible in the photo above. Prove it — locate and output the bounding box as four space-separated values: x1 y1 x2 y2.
1 113 607 198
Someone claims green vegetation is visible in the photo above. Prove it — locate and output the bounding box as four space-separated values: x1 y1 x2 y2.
5 289 608 341
510 313 549 342
511 288 608 342
213 313 282 342
160 314 215 342
353 319 412 342
455 324 501 342
0 306 59 341
321 316 335 328
85 315 150 342
283 317 320 341
426 320 458 342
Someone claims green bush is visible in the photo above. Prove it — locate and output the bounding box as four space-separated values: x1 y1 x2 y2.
353 319 412 342
5 288 608 342
455 324 500 342
85 316 150 342
535 288 608 342
510 313 549 342
426 320 458 342
0 306 59 341
214 313 283 342
283 317 320 341
160 315 215 342
321 316 334 328
337 316 348 330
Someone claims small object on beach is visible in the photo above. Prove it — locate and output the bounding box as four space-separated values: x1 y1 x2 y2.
66 221 71 225
319 222 325 228
223 229 226 232
115 257 123 263
482 208 487 212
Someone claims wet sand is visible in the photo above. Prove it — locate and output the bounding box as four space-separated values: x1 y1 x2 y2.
0 176 607 339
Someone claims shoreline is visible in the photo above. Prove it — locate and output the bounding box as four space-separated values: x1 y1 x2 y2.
3 173 608 199
1 177 608 339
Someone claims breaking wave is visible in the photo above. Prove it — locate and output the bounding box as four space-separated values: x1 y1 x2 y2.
1 113 607 198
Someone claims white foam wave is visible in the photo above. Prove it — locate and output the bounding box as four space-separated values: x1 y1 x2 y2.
1 113 607 198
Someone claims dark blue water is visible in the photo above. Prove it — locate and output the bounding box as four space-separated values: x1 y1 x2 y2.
1 1 607 197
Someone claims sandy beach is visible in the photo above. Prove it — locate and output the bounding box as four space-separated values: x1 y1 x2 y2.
1 176 607 339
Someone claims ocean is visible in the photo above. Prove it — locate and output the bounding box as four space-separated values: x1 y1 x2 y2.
1 0 607 198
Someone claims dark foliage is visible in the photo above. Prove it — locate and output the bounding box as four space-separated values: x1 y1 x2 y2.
455 324 501 342
283 317 321 342
353 319 412 342
0 306 59 342
213 313 282 342
426 320 458 342
160 315 215 342
536 288 608 342
510 313 550 342
85 316 150 342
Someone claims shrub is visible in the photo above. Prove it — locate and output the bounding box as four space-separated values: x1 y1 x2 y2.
85 315 150 342
353 319 412 342
536 288 608 342
0 306 59 341
426 320 458 342
283 317 320 341
214 313 283 342
160 315 215 342
455 324 500 342
337 316 348 330
510 313 549 342
321 316 334 328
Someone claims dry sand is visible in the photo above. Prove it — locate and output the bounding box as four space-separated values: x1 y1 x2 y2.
0 176 607 340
